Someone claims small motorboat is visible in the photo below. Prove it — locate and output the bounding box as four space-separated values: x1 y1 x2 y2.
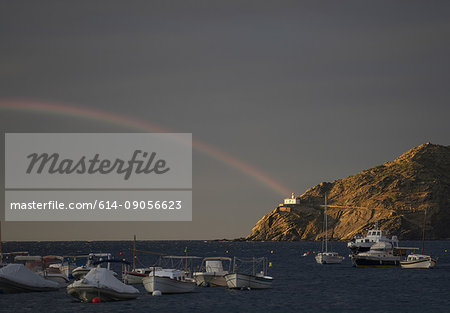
71 253 114 280
67 267 139 302
0 264 59 293
193 257 231 287
224 257 273 289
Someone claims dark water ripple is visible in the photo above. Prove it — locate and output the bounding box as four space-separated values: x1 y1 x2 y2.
1 240 450 313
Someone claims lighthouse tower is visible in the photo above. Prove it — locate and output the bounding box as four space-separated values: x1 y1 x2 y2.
284 193 300 205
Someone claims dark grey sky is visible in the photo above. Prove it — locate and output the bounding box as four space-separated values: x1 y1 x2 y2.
1 1 449 240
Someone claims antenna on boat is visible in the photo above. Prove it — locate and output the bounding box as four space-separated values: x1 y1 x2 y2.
421 209 427 255
325 194 328 253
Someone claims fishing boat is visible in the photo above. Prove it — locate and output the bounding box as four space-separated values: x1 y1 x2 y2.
142 255 200 294
225 257 273 289
315 195 344 264
193 257 231 287
401 210 438 269
0 263 59 293
400 254 437 269
67 267 139 302
71 253 114 280
143 268 196 294
121 235 163 284
347 221 399 254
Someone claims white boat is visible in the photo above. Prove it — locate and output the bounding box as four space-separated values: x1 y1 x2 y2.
71 253 113 280
123 267 162 284
400 254 437 269
0 264 59 293
67 267 139 302
315 252 345 264
400 210 437 269
143 268 196 294
315 195 344 264
193 257 231 287
225 273 273 289
347 221 399 254
351 241 404 267
225 257 273 289
15 255 70 287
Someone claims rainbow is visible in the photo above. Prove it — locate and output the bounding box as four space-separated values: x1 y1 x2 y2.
0 99 292 195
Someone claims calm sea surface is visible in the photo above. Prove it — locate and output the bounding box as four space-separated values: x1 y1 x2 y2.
1 240 450 313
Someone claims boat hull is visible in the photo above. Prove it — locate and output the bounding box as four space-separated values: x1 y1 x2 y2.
400 258 437 269
71 267 91 280
0 277 59 294
43 273 70 287
194 272 227 287
123 272 146 284
352 256 400 267
143 276 196 294
225 273 273 289
67 285 139 302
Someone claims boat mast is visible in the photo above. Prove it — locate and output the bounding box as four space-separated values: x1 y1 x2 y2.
325 194 328 253
133 235 136 271
421 209 427 255
0 220 2 259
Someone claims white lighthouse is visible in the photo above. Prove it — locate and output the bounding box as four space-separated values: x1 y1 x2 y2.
284 193 300 205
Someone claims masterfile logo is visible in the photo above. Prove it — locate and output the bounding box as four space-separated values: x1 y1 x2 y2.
26 150 170 180
5 133 191 189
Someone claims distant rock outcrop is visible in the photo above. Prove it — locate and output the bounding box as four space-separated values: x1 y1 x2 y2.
247 143 450 241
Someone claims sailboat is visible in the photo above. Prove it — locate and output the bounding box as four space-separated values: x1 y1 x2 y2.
315 194 344 264
400 210 438 269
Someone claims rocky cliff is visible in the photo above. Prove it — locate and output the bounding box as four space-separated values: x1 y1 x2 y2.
247 143 450 241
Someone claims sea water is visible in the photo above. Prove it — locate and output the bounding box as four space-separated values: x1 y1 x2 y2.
1 240 449 313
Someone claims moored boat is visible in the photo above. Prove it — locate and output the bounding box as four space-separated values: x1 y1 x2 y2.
351 241 408 267
143 268 196 294
315 195 344 264
400 210 438 269
71 253 114 280
193 257 231 287
347 221 399 255
123 267 162 284
15 255 70 287
400 254 437 269
0 263 59 293
225 257 273 289
225 272 273 289
67 267 139 302
315 252 345 265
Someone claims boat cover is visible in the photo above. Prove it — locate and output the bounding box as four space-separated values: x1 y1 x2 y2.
0 264 59 288
70 268 139 294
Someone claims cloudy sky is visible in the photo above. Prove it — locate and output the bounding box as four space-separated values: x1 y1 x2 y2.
1 1 449 240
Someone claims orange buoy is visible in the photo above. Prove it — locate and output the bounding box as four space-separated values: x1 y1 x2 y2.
92 297 101 303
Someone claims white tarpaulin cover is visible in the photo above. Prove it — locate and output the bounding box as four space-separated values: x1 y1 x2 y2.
0 264 59 288
70 268 139 294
